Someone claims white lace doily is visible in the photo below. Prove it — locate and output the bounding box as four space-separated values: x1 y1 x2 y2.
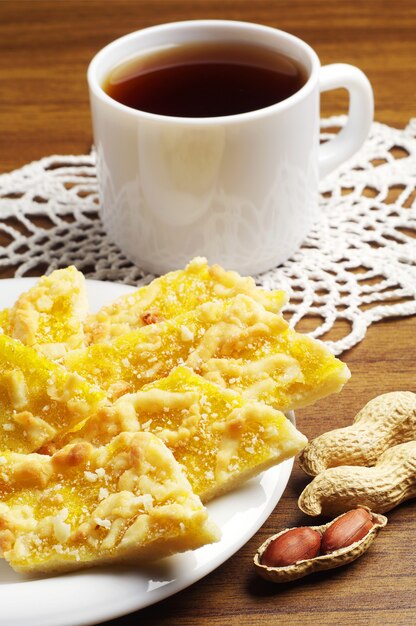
0 116 415 355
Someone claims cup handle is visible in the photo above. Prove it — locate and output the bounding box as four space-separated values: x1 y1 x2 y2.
318 63 374 178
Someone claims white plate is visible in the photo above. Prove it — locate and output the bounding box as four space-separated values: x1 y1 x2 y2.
0 278 294 626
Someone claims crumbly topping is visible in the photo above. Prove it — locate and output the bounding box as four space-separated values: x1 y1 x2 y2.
66 294 349 412
181 325 194 342
7 266 88 360
59 366 307 503
0 333 107 454
84 257 286 345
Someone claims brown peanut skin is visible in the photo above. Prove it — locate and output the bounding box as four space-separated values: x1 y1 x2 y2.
321 508 374 554
261 527 321 567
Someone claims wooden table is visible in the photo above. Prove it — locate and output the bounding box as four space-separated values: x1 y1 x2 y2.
1 1 415 624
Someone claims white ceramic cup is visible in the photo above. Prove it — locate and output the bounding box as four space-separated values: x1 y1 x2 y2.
88 20 373 275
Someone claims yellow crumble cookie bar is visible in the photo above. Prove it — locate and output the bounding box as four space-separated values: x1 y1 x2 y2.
52 366 307 502
0 333 106 453
0 432 220 574
4 266 88 360
85 257 287 344
65 294 350 411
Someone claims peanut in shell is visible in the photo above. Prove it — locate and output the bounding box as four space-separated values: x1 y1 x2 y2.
299 391 416 476
254 510 387 583
298 440 416 516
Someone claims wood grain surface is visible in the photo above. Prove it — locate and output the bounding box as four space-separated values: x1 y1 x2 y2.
0 2 415 625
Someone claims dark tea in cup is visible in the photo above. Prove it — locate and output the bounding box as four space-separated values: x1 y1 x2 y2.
103 41 307 118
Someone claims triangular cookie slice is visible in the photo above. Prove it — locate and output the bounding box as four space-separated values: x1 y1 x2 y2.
85 257 286 344
0 333 106 453
50 367 307 502
65 295 350 411
0 432 220 574
7 266 88 360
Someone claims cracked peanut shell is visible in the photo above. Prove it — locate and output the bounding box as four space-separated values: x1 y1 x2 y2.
254 510 387 583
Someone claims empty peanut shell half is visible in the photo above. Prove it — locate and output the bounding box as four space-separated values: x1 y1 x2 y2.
254 510 387 583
